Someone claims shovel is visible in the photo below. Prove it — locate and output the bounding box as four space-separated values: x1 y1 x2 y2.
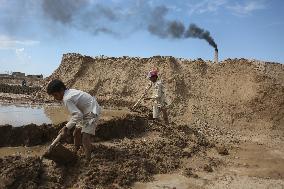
131 84 152 110
49 132 64 150
131 93 147 110
42 130 77 165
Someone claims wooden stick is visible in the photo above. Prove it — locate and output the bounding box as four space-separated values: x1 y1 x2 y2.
50 133 63 149
132 84 152 109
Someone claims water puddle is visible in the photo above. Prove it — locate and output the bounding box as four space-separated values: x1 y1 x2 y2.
0 104 69 126
0 103 132 127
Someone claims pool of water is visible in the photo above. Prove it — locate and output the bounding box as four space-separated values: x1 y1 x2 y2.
0 104 69 126
0 103 132 127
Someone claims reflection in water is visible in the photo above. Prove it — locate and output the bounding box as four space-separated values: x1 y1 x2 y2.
0 104 132 127
44 105 70 125
0 104 69 127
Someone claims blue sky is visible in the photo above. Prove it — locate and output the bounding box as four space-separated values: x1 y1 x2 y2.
0 0 283 76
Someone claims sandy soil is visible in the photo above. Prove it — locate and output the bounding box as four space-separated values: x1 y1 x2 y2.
0 113 211 188
0 109 283 188
0 54 283 188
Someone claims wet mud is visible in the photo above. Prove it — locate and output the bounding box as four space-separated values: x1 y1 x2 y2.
0 123 63 147
0 115 210 189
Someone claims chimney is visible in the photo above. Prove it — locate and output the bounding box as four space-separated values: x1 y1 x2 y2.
214 48 218 63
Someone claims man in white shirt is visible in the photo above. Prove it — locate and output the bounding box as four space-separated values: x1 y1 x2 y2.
47 79 101 161
144 70 169 124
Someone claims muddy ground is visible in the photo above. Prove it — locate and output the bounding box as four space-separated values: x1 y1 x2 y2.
0 113 211 189
0 109 283 189
0 55 283 188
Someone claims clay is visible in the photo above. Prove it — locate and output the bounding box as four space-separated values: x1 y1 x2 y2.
0 123 63 147
0 117 209 188
0 156 42 189
43 143 77 165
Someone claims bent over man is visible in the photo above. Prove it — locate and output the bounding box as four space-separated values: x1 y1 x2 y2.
47 79 101 161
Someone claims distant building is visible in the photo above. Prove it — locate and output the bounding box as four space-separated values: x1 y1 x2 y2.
12 72 25 77
27 74 43 79
0 74 10 77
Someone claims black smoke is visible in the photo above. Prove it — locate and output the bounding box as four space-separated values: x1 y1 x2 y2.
42 0 88 24
185 24 218 50
1 0 218 49
143 5 218 49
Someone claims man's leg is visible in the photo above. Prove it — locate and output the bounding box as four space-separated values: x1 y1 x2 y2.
82 133 92 161
73 127 81 152
153 104 159 120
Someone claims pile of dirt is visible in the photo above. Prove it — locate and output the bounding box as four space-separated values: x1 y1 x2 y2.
5 53 283 188
0 156 67 189
0 115 211 188
95 115 147 140
0 115 147 148
39 54 284 134
0 156 42 189
72 121 210 188
0 123 63 147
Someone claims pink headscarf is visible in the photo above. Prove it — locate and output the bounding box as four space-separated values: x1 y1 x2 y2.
147 70 158 78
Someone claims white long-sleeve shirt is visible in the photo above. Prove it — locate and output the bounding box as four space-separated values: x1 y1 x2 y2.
146 80 167 107
63 89 101 129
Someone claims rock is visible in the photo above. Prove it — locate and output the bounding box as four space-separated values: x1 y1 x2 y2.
183 167 198 178
43 143 77 165
203 164 213 172
216 146 229 155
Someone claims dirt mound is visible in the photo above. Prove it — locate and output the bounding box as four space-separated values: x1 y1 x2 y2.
0 156 42 189
95 115 147 140
39 54 284 132
10 53 283 188
0 123 63 147
0 156 67 189
74 123 210 188
0 115 211 188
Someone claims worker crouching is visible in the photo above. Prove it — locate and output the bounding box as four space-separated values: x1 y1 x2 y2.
47 79 101 161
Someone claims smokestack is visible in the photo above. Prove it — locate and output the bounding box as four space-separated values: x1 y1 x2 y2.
214 48 218 63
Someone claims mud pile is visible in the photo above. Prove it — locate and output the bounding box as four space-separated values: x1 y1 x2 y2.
0 116 210 188
0 123 62 147
76 122 210 188
0 156 42 189
40 54 284 132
